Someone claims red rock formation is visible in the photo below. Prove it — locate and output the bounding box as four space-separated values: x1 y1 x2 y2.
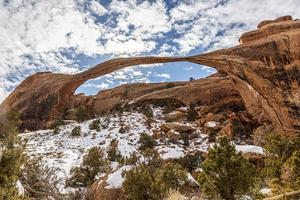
1 16 300 134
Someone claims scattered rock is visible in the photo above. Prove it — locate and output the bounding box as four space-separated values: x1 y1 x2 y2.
164 111 186 122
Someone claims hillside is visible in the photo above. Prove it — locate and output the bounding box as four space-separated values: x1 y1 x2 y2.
20 105 264 198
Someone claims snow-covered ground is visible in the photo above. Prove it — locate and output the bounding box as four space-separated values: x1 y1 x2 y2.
20 106 264 192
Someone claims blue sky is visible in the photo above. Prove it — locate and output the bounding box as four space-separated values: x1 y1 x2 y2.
0 0 300 101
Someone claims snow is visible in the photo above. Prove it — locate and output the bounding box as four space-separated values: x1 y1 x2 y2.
105 165 132 189
235 145 265 155
187 173 199 185
158 146 185 160
16 180 25 195
205 121 218 128
260 188 272 194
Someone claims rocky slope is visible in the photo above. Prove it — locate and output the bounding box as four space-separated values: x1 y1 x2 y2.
20 105 264 198
1 15 300 134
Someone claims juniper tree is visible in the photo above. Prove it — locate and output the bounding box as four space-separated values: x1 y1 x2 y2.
197 137 256 200
0 110 26 200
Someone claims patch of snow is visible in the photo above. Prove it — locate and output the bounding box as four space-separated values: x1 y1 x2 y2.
235 145 265 155
16 180 25 195
260 188 272 194
187 173 199 185
158 146 185 160
205 121 218 128
105 165 132 189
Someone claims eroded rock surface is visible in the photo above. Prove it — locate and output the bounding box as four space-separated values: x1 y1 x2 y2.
1 16 300 134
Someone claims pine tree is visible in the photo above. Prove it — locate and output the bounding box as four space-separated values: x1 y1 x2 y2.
197 137 256 200
66 147 109 187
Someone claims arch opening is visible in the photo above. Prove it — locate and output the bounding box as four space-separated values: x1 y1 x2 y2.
74 62 216 96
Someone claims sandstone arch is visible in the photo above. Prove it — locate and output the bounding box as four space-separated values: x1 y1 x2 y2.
1 15 300 134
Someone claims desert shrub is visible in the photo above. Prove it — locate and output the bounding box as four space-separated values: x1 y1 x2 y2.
163 103 177 114
75 106 89 122
207 128 218 143
53 126 60 135
124 161 187 200
71 126 81 137
20 156 63 199
52 119 65 129
262 132 300 191
89 119 100 131
0 110 26 200
107 139 122 162
140 105 153 119
164 189 187 200
179 153 202 172
153 162 188 196
187 104 198 122
123 152 140 165
123 164 153 200
197 137 256 200
166 82 176 89
139 133 156 151
101 117 110 129
66 147 109 187
119 126 126 134
114 103 124 113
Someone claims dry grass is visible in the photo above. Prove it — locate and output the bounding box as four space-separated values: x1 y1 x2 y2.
164 189 188 200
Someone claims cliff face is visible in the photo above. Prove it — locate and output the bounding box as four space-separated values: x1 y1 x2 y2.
1 16 300 134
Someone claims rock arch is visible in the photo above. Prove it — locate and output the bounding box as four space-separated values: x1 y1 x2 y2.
1 16 300 134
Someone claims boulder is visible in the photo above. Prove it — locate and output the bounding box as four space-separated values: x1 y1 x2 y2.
164 111 186 122
219 122 234 139
160 122 195 133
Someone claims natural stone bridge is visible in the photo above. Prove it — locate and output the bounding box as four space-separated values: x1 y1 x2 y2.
1 16 300 134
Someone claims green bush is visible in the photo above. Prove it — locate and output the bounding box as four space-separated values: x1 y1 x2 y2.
139 133 156 151
123 165 154 200
114 103 124 113
89 119 100 131
75 106 89 122
153 162 187 196
139 105 153 119
262 132 300 191
179 153 202 172
107 139 122 162
53 126 60 135
119 126 126 134
197 137 256 200
123 161 187 200
71 126 81 137
52 119 65 129
123 152 140 165
66 147 109 187
0 110 26 200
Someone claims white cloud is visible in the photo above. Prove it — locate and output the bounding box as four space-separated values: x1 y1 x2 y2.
110 0 171 37
1 0 300 102
170 0 300 53
156 73 171 79
89 1 107 16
